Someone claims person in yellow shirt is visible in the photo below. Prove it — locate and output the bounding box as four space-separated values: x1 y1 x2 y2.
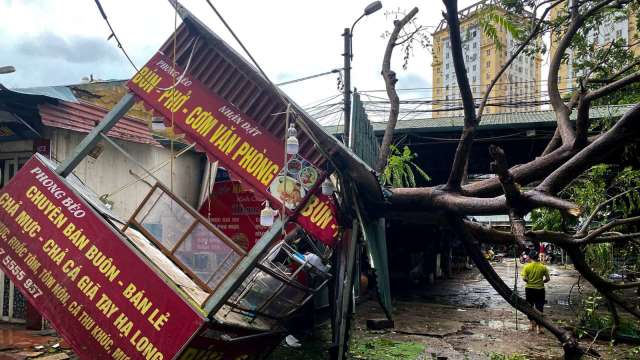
521 250 550 333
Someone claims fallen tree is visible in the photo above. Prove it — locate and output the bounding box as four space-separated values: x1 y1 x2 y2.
376 1 640 358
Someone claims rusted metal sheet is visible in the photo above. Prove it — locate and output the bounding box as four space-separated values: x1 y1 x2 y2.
38 101 159 146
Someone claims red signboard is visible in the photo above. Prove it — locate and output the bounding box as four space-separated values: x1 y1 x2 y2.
296 191 339 247
127 52 340 246
199 180 267 251
0 156 204 359
127 52 287 209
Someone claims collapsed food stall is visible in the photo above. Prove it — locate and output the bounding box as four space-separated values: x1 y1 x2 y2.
0 1 386 359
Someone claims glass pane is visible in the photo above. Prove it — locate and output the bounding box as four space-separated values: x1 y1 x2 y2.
230 269 282 315
174 223 240 287
262 285 307 318
135 188 195 250
208 251 240 290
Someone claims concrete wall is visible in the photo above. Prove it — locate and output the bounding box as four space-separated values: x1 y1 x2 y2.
46 128 203 219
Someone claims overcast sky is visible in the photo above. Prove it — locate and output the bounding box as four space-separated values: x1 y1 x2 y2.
0 0 484 116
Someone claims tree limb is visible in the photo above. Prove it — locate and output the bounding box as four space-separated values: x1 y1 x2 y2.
573 93 591 148
542 128 563 156
547 0 620 145
448 215 591 359
463 145 578 197
585 71 640 102
538 103 640 194
565 244 640 319
489 145 532 246
607 299 619 339
578 185 640 235
388 186 579 216
376 7 420 173
443 0 478 191
578 215 640 244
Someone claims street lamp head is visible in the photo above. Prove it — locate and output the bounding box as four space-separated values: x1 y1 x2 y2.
363 1 382 15
0 66 16 75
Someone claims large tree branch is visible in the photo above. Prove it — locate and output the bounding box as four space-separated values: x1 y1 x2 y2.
463 145 578 197
388 186 579 216
490 145 544 246
548 0 620 145
578 185 640 235
448 215 590 359
542 128 563 156
573 93 591 148
585 71 640 102
376 7 420 173
565 245 640 319
578 215 640 244
538 103 640 194
443 0 478 191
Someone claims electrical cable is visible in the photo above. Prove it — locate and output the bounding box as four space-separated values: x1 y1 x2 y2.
93 0 139 72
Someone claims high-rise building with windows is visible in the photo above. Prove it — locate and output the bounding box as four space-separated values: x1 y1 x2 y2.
550 1 639 92
431 0 542 118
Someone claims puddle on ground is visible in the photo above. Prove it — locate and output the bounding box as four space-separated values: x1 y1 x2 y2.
0 326 56 349
479 319 526 331
556 298 569 306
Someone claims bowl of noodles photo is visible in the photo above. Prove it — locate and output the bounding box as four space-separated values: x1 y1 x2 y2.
270 176 305 209
298 166 319 190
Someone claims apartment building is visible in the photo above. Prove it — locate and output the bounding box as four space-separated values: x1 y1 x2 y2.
431 0 542 117
551 1 639 91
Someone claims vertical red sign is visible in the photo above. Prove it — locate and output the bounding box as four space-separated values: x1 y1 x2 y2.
199 180 267 251
0 156 204 359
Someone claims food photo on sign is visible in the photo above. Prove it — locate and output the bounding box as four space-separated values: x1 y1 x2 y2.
268 155 320 210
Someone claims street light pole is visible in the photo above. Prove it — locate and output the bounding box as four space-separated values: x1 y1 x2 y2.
342 28 352 147
342 1 382 149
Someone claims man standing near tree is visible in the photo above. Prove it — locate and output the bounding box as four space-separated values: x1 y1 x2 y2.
521 250 550 334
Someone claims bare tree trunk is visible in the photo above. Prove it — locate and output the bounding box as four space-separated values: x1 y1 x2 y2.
376 7 419 173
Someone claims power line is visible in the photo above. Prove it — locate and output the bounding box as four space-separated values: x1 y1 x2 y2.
93 0 139 72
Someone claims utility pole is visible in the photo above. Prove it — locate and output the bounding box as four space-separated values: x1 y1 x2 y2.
342 28 352 148
341 1 382 149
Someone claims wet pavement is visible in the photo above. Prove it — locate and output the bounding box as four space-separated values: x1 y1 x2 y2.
0 325 72 360
353 259 637 359
0 259 637 359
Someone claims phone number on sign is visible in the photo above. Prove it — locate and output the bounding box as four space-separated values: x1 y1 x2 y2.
0 247 43 298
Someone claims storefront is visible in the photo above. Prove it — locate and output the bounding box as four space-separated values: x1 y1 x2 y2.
0 84 203 328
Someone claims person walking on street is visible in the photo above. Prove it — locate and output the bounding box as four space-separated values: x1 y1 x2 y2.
521 250 550 333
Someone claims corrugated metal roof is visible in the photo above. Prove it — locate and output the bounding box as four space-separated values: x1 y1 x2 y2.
6 85 78 103
325 104 634 134
38 100 159 146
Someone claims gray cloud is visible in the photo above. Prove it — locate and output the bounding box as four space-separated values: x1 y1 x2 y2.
16 33 120 64
397 73 430 89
